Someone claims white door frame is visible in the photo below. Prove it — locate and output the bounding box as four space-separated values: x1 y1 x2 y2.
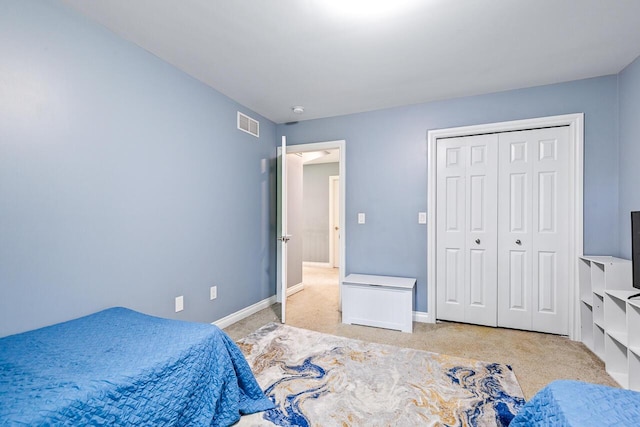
286 140 346 299
427 113 584 340
329 175 340 268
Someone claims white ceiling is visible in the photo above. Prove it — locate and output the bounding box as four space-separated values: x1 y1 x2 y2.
61 0 640 124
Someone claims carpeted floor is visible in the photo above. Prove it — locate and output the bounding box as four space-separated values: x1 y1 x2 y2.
224 266 617 400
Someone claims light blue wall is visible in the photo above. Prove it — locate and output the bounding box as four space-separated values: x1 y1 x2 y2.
1 0 632 333
618 55 640 259
279 76 620 312
0 0 277 337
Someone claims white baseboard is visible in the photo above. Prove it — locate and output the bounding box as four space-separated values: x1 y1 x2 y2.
413 311 432 323
212 297 432 330
303 261 333 268
287 282 304 296
213 295 276 329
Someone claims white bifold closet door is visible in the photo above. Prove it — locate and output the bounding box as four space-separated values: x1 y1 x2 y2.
436 127 570 335
497 127 569 335
436 134 498 327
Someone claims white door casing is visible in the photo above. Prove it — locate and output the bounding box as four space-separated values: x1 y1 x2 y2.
436 134 498 327
427 113 584 340
497 128 570 334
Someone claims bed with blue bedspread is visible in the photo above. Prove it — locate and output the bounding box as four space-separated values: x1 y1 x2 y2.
0 307 273 426
510 380 640 426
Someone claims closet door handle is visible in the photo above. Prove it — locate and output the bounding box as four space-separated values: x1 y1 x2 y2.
475 239 480 244
516 239 521 245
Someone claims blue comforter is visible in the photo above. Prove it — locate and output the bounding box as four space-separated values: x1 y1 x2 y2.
510 380 640 426
0 307 273 426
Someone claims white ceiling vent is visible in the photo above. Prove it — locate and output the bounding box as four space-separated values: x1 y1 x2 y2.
237 111 259 137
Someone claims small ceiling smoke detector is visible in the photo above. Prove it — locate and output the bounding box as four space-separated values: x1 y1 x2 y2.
292 106 305 114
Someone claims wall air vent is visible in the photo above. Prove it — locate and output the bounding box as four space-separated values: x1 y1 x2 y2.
237 111 259 137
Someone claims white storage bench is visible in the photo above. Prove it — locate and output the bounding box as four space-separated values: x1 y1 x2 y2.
341 274 416 333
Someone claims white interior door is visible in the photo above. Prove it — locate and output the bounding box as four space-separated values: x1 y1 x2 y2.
330 176 340 268
497 127 569 334
436 135 498 327
276 136 289 323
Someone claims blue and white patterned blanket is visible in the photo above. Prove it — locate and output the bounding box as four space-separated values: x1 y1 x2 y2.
0 307 273 426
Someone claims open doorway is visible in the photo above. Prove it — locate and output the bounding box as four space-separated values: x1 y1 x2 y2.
300 152 339 305
277 140 345 324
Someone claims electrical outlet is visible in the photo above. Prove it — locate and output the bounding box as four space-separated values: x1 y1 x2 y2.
175 296 184 312
358 212 365 224
210 286 217 300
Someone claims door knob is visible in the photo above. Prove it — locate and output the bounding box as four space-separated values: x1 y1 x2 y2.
516 239 521 245
335 226 339 230
475 239 480 244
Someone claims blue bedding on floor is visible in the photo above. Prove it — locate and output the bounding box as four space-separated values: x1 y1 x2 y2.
0 307 273 426
510 380 640 426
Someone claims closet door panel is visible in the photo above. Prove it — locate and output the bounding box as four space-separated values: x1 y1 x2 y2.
537 251 557 313
509 174 528 232
436 138 467 322
508 250 528 310
498 132 533 330
444 248 463 304
465 135 498 327
531 128 569 334
538 172 557 232
445 176 464 231
469 249 486 305
469 175 486 231
436 135 498 326
497 127 569 334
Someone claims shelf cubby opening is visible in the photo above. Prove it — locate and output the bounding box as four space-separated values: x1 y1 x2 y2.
591 262 606 295
594 323 605 361
605 333 629 388
628 351 640 392
579 258 593 304
627 301 640 355
593 293 605 328
604 291 631 342
580 301 594 351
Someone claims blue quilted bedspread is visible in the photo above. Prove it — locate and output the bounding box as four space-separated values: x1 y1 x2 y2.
0 307 273 426
510 380 640 426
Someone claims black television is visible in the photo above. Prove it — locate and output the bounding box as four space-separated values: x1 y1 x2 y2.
631 211 640 299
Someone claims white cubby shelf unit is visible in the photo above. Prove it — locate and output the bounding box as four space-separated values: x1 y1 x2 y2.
578 255 640 390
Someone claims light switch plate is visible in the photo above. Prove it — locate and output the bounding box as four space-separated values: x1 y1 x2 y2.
175 296 184 312
357 213 365 224
418 212 427 224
